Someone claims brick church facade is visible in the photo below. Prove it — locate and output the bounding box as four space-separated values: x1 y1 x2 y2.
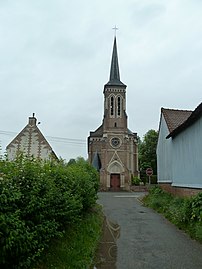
88 37 138 191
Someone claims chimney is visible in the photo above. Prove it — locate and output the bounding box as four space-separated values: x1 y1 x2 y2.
28 113 37 126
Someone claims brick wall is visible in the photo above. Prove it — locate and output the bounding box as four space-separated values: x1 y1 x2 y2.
159 183 202 197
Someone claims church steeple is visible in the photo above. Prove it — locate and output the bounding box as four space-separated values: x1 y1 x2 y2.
88 34 139 191
105 37 126 87
103 36 127 131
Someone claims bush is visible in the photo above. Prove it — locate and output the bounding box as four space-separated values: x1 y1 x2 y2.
151 175 157 184
190 192 202 222
0 156 99 268
131 176 141 186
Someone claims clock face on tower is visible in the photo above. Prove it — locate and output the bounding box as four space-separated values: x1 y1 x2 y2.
111 137 121 148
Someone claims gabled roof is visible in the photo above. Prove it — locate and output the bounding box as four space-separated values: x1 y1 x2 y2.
89 124 103 137
6 114 58 160
105 37 126 87
161 108 192 133
167 102 202 138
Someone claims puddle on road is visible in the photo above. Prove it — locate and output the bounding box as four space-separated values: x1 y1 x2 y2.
92 216 120 269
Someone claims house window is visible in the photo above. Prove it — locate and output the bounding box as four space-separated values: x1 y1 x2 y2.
110 96 114 116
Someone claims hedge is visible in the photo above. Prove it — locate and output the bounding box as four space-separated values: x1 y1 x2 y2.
0 156 99 268
143 186 202 242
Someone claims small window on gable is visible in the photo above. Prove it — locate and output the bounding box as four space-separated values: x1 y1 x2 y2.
110 96 114 116
114 122 117 127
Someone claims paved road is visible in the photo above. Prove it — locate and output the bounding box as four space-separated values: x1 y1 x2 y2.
98 192 202 269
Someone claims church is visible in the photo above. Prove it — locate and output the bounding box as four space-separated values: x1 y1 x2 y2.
88 36 138 191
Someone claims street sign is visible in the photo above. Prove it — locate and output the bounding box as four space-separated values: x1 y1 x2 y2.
146 168 153 185
146 168 153 176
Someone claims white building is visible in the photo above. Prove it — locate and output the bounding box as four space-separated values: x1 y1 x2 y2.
6 114 57 161
157 103 202 196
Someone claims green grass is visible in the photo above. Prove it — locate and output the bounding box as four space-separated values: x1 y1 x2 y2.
143 186 202 243
36 206 103 269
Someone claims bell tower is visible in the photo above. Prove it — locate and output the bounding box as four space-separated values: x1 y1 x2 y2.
103 37 127 132
88 36 138 191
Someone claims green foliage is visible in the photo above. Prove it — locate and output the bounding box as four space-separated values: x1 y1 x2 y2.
67 158 76 166
143 187 202 242
131 176 141 186
0 156 99 268
37 206 103 269
150 175 157 184
139 129 158 175
190 192 202 222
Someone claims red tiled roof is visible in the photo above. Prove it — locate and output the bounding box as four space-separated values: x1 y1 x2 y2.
167 102 202 138
161 108 192 133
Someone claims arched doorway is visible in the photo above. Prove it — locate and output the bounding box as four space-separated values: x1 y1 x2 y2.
107 161 124 191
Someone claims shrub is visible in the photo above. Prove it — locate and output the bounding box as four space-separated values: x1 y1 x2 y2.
0 156 99 268
143 186 202 242
190 192 202 222
131 176 140 186
151 175 157 184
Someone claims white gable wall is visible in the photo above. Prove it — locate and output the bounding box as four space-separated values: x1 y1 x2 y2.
157 114 173 183
172 116 202 188
7 126 53 161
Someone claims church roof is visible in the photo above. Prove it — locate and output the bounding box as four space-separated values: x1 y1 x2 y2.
92 151 102 171
89 124 103 137
105 37 126 87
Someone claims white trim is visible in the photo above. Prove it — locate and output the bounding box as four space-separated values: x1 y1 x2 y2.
107 174 110 188
107 160 124 173
120 174 124 187
158 180 172 183
172 183 202 189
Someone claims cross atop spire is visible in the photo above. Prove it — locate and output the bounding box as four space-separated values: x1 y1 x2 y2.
112 25 118 37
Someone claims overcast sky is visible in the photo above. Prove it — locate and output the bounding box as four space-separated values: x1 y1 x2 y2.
0 0 201 161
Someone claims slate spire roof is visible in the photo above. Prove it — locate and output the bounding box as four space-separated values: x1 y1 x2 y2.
105 37 126 87
92 151 101 171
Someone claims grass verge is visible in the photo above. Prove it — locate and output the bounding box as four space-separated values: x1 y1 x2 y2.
35 205 103 269
143 186 202 243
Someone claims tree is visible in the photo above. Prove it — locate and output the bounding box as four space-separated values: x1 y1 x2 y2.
138 129 158 175
67 158 76 166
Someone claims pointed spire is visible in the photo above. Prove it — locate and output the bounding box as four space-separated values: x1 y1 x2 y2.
105 37 126 87
110 37 120 81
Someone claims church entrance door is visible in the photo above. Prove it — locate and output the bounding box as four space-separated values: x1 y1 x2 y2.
110 174 120 191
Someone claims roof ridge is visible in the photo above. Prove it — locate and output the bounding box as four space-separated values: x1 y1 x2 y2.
162 107 193 112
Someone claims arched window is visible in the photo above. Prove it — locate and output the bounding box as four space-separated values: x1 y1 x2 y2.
117 96 121 116
110 96 114 116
